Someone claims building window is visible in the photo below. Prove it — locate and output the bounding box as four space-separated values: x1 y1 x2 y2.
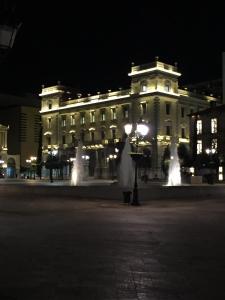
90 131 95 142
190 108 194 114
80 113 85 124
111 108 116 120
62 135 66 144
140 81 147 92
101 109 106 121
70 114 75 125
81 130 85 142
211 138 217 151
90 111 95 123
181 107 185 118
164 81 171 92
181 128 185 138
71 134 76 144
123 106 129 119
166 125 171 136
211 118 217 133
48 118 51 129
47 136 51 145
101 130 105 140
48 101 52 110
61 116 66 127
166 103 171 115
197 140 202 154
196 120 202 135
111 128 116 139
141 102 147 115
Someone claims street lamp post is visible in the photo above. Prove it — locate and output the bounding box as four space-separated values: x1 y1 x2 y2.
124 122 149 205
0 9 21 63
205 148 216 184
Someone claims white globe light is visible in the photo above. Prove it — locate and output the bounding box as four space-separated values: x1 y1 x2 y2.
137 124 149 136
52 149 58 156
205 148 210 154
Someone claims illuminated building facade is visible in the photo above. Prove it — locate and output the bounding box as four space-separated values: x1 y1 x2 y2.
40 58 216 179
0 124 8 176
0 93 40 176
189 103 225 181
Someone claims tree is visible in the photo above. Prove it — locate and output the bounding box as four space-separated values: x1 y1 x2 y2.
177 143 192 168
45 153 59 183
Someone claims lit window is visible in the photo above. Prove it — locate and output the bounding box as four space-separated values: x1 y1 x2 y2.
211 138 217 151
101 110 106 121
123 106 129 119
219 166 223 181
196 120 202 135
70 115 75 125
111 108 116 120
80 113 85 124
164 81 171 92
197 140 202 154
140 81 147 92
211 118 217 133
61 116 66 127
90 111 95 123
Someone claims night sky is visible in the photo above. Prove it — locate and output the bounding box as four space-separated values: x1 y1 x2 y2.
1 1 225 95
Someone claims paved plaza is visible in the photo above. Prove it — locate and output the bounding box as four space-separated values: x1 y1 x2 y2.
0 183 225 299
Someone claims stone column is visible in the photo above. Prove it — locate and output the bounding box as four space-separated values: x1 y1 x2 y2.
152 97 160 178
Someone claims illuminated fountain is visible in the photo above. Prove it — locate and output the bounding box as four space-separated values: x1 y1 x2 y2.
119 137 134 189
167 140 181 186
71 141 84 186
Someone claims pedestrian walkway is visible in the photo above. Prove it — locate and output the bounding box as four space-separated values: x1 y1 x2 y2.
0 193 224 299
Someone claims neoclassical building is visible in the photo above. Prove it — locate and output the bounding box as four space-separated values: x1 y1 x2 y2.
40 58 216 178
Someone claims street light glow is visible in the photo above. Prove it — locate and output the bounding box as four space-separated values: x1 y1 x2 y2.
136 123 149 136
124 124 132 135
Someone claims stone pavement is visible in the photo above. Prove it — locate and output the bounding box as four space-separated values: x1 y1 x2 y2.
0 186 225 299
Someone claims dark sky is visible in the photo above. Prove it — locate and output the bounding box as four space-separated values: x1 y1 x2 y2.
1 1 225 95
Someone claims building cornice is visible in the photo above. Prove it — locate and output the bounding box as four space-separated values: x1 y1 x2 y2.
40 94 131 114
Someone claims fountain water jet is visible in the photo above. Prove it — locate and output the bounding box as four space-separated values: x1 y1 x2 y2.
119 137 134 189
167 140 181 186
71 141 84 186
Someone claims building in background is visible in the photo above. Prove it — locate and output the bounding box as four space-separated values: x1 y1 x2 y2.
0 123 8 177
40 58 216 179
189 103 225 182
0 92 40 177
185 79 222 103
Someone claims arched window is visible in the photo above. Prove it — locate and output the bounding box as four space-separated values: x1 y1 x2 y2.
140 81 147 92
46 135 51 145
164 80 171 92
48 101 52 110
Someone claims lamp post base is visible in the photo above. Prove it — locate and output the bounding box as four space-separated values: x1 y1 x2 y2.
131 188 140 206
